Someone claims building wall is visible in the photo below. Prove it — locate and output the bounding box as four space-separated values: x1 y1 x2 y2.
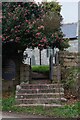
66 39 78 53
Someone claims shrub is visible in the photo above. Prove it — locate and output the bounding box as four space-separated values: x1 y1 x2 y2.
61 67 79 97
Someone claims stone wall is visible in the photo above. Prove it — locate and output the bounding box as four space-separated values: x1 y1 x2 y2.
2 62 31 92
59 51 79 67
59 51 80 97
59 51 79 81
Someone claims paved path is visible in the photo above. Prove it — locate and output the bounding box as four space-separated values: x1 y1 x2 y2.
1 111 79 120
1 111 51 119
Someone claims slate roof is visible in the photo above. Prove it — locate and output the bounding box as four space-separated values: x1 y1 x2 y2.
61 23 78 39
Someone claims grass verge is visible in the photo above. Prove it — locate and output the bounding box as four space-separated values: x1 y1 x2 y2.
32 65 49 73
2 96 80 118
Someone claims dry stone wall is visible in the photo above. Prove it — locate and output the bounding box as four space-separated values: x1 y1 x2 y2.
2 62 31 92
59 51 79 67
59 51 80 97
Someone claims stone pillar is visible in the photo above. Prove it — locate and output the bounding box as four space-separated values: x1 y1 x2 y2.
14 58 21 86
52 65 61 83
52 52 61 83
20 63 31 84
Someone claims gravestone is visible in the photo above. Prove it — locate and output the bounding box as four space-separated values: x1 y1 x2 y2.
31 55 36 65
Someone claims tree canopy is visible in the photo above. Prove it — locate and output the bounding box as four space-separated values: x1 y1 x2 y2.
2 2 69 53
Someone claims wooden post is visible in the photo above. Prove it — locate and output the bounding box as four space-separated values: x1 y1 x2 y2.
56 52 61 81
39 49 41 65
30 58 31 69
49 54 53 82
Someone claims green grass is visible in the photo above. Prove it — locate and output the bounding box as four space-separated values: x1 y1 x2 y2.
2 97 80 118
32 65 49 73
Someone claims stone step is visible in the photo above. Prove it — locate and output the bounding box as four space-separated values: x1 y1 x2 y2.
16 93 64 99
30 79 51 84
17 88 64 94
15 83 66 107
16 98 65 104
15 103 63 107
32 72 49 79
20 83 63 89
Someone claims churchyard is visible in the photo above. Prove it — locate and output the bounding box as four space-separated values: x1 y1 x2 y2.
2 1 80 118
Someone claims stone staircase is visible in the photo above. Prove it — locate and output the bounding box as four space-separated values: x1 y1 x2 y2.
31 72 49 80
15 83 67 107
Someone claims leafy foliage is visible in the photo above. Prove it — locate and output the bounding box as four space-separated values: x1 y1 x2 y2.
61 67 79 97
2 2 69 52
2 2 44 47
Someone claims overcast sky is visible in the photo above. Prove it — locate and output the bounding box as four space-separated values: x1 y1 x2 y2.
58 0 79 23
35 0 80 23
